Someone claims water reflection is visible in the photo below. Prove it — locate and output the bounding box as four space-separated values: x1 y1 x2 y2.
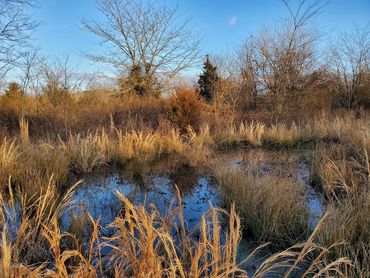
60 165 220 235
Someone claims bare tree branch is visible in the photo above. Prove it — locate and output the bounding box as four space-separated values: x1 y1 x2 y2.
330 26 370 108
0 0 38 78
82 0 200 85
239 0 327 107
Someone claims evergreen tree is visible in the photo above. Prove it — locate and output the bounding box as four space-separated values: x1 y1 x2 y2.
4 82 23 96
119 64 160 97
198 55 219 102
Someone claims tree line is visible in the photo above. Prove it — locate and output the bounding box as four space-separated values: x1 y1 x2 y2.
1 0 369 111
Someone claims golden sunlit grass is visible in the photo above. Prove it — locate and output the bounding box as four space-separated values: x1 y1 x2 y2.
61 133 108 173
0 180 352 277
264 122 315 147
185 125 214 166
239 121 265 147
116 130 163 163
311 131 369 200
18 117 30 146
217 120 317 148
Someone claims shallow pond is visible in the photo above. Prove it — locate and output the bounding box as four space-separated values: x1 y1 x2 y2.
60 167 220 234
60 149 324 237
2 149 326 275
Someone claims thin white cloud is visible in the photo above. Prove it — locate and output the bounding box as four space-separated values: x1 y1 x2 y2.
229 16 237 27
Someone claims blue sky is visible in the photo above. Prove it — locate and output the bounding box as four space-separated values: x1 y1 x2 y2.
32 0 370 77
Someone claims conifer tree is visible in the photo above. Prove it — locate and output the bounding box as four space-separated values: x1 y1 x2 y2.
198 55 219 102
4 82 23 96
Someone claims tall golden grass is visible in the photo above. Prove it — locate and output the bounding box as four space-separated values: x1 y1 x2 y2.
0 180 352 277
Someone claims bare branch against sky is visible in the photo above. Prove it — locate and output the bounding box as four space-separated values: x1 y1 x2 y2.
0 0 38 78
82 0 201 81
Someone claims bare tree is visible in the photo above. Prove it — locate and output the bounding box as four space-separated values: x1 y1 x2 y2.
330 27 370 108
0 0 38 78
239 0 327 111
237 37 258 108
18 46 40 92
39 56 82 105
82 0 200 95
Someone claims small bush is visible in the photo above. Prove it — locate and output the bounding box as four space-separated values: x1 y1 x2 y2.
166 87 204 133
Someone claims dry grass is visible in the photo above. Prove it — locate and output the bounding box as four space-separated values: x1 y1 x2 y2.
0 98 368 276
253 214 352 277
184 125 214 166
312 132 369 200
0 180 352 277
0 176 80 270
106 191 243 277
240 122 265 147
12 143 70 193
264 122 315 147
0 180 246 277
212 163 310 247
19 117 30 146
0 138 19 188
60 132 108 173
217 120 317 148
314 194 370 277
115 130 164 163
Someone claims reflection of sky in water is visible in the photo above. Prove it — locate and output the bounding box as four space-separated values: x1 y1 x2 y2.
60 152 325 239
60 173 220 235
1 152 327 276
3 151 325 268
295 161 325 228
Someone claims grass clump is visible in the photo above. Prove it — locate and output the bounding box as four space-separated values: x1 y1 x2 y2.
115 130 164 163
60 132 108 173
213 164 310 247
237 122 265 147
264 123 315 147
